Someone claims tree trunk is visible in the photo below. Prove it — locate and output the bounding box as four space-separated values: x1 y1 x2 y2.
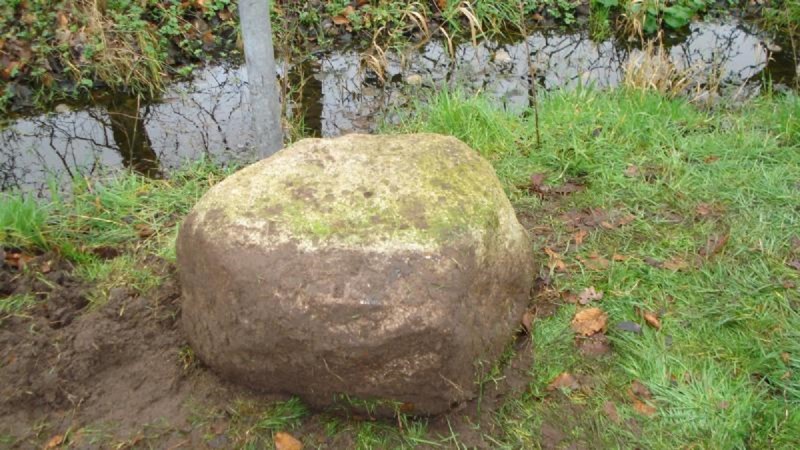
239 0 283 158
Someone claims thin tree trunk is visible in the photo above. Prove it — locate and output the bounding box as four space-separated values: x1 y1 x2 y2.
239 0 283 158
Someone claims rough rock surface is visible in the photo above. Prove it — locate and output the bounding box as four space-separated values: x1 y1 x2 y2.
177 133 534 415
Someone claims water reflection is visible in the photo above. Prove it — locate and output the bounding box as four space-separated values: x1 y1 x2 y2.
1 20 795 193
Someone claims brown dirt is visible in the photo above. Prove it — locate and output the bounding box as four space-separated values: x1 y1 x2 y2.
0 253 255 449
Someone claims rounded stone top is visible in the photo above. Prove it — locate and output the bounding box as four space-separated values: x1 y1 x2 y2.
186 133 516 252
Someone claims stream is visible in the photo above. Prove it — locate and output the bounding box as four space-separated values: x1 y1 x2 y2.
1 20 796 194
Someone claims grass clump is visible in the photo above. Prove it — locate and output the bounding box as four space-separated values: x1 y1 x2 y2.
0 159 235 301
0 194 48 249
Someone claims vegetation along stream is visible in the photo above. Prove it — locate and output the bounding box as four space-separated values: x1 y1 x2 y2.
1 14 797 194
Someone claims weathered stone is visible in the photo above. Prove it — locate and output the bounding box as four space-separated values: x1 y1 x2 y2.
177 133 534 415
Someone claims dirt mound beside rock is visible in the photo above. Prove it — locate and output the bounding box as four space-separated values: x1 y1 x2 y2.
0 254 231 447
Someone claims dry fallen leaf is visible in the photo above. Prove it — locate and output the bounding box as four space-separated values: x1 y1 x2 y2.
578 286 604 305
662 257 688 271
580 253 610 271
603 401 621 423
571 308 608 336
274 431 303 450
624 165 640 177
544 247 567 272
44 434 64 449
547 372 580 391
781 352 791 364
573 229 588 245
642 311 661 330
135 223 155 239
699 233 729 258
633 399 657 417
629 380 652 399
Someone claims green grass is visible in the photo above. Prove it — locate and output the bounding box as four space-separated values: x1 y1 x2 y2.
0 194 49 248
394 88 800 448
2 88 799 448
0 293 38 321
0 159 236 303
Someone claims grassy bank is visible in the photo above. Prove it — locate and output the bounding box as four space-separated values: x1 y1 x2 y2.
2 87 799 447
4 0 796 113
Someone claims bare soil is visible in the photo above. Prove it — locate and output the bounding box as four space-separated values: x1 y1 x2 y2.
0 254 258 448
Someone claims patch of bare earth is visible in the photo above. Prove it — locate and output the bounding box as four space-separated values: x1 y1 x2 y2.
0 254 262 448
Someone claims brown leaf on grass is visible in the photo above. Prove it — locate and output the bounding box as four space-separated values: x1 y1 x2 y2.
704 155 719 163
624 165 640 177
578 286 604 305
788 260 800 271
560 290 579 304
44 434 64 449
629 380 652 399
577 333 612 357
781 352 791 364
3 251 34 269
616 213 636 227
603 401 621 423
437 0 448 9
332 6 355 25
579 253 610 271
573 229 588 245
571 308 608 336
632 399 657 417
642 311 661 330
613 254 628 261
662 257 688 271
544 247 567 272
699 233 729 258
135 223 155 239
628 379 657 415
547 372 580 391
274 431 303 450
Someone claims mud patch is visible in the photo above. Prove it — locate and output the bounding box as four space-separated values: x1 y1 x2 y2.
0 254 248 448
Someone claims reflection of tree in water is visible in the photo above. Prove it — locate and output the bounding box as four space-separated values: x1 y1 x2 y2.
104 96 162 178
1 65 251 193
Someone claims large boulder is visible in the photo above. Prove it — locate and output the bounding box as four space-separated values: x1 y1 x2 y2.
177 133 533 415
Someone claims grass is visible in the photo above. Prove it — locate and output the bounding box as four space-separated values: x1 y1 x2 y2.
2 88 799 447
393 88 799 447
1 159 236 305
0 194 48 248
